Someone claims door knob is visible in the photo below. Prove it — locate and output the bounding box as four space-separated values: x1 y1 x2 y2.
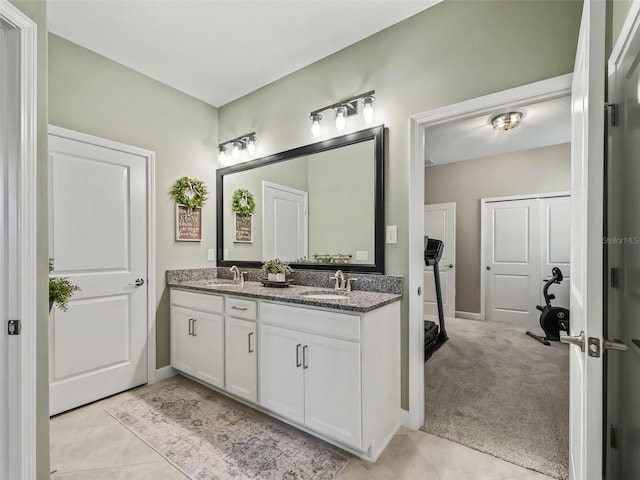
560 331 585 352
603 339 628 352
448 264 454 268
128 278 145 286
486 266 491 270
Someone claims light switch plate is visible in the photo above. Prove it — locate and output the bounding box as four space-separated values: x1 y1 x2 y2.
386 225 397 244
207 249 215 261
356 250 368 261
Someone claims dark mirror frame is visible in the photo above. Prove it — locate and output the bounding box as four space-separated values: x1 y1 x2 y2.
216 125 385 273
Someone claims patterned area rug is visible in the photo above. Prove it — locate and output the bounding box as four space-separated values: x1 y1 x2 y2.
105 378 348 480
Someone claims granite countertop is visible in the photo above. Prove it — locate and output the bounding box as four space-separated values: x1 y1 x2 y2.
168 279 402 313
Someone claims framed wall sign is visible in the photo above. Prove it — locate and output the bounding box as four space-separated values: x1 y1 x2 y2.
234 213 253 243
176 204 202 241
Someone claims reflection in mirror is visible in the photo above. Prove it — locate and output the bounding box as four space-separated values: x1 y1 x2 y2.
216 126 385 273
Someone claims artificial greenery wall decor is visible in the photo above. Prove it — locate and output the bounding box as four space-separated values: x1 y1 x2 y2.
49 277 80 312
232 188 256 216
170 176 208 209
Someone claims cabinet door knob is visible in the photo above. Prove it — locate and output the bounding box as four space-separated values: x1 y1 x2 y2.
248 332 254 353
296 344 302 367
188 318 194 336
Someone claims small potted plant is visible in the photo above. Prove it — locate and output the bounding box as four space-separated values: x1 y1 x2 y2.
262 259 293 282
49 277 80 312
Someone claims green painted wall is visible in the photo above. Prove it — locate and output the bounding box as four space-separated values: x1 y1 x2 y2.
218 0 583 409
8 1 49 478
611 0 633 49
48 34 219 369
307 141 374 262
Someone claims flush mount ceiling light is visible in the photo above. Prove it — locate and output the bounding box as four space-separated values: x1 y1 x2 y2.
491 111 523 131
309 90 376 137
218 131 257 166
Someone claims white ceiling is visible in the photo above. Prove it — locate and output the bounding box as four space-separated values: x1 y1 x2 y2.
48 0 441 107
423 96 571 166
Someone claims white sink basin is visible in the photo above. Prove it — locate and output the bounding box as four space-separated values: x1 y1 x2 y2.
301 293 349 300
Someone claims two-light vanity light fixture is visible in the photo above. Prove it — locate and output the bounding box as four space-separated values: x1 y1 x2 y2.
218 132 257 165
309 90 376 138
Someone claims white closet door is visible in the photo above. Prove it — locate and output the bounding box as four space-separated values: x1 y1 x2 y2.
485 199 541 325
540 196 571 308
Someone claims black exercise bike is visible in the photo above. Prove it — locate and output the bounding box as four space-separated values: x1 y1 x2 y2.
526 267 570 346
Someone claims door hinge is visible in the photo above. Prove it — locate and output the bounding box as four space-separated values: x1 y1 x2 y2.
610 424 618 449
605 103 619 127
7 320 21 335
610 267 619 288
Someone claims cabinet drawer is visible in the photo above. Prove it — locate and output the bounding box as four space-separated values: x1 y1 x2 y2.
170 289 224 314
226 297 257 320
261 302 360 341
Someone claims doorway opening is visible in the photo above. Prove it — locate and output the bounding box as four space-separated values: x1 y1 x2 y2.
408 74 573 479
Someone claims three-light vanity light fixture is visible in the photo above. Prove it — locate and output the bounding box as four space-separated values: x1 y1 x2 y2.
309 90 376 138
218 132 257 165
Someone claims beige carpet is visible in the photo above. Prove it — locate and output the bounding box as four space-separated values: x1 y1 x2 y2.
106 378 348 480
422 317 569 479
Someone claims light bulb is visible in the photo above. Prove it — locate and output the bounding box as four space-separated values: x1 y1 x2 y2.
310 114 322 137
247 136 256 155
218 146 227 166
362 96 375 123
335 105 347 131
232 141 241 159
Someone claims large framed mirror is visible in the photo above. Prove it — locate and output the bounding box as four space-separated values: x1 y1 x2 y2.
216 125 385 273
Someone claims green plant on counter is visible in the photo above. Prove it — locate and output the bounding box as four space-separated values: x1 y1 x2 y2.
262 259 293 275
49 277 80 312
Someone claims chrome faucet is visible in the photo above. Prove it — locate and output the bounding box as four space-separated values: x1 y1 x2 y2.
330 270 346 290
229 265 240 283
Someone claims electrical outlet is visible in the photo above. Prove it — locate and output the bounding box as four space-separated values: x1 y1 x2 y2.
386 225 397 244
207 249 215 261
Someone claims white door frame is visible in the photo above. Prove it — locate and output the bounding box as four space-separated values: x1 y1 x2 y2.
480 191 570 321
407 74 573 429
0 1 37 479
48 125 158 384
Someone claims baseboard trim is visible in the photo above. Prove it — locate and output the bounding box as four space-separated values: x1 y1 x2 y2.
154 366 176 383
455 311 483 321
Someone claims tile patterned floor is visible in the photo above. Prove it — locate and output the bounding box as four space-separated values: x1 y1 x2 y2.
50 378 554 480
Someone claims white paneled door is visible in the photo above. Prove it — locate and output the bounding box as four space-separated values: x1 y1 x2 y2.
484 198 541 325
567 1 605 478
423 203 456 318
263 181 308 262
48 129 149 415
540 196 571 308
483 194 570 326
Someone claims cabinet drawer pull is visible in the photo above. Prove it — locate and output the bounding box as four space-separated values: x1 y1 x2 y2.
192 318 197 336
303 345 309 369
296 344 302 367
248 332 254 353
231 305 248 311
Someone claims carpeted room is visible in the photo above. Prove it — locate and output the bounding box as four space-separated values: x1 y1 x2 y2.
422 114 571 479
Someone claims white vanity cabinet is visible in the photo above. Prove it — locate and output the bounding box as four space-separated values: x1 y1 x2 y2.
224 297 258 402
170 290 225 388
169 286 400 462
259 301 399 457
